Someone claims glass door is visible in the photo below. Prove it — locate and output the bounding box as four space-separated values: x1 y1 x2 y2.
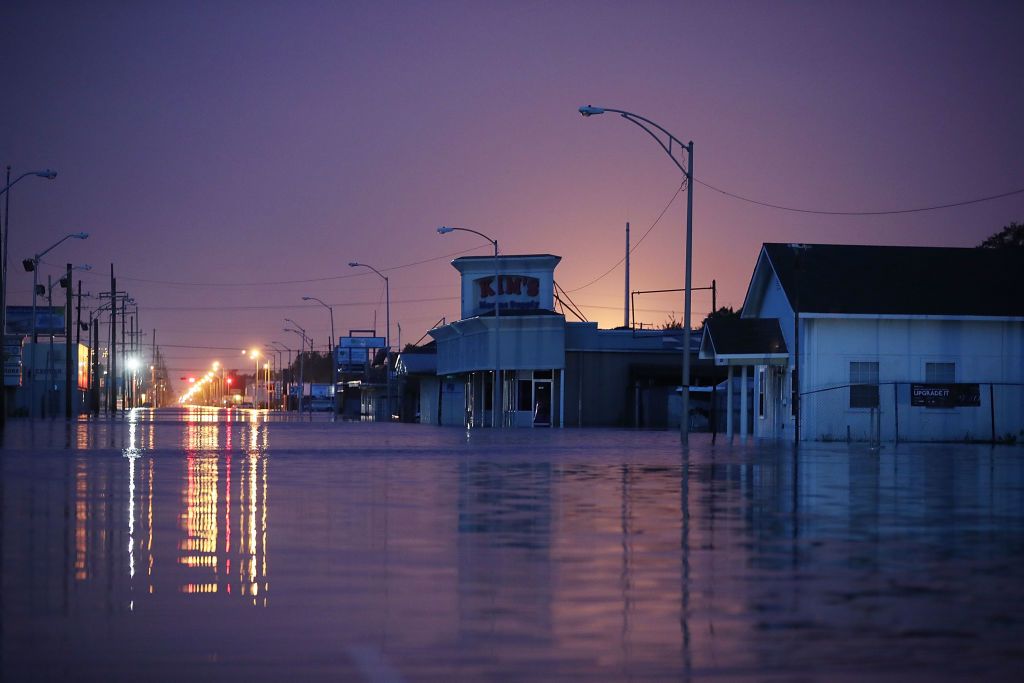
533 380 552 427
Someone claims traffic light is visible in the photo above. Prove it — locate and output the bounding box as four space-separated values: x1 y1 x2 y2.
59 276 69 288
22 259 35 272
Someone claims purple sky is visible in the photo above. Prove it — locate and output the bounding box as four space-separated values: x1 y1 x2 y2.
4 1 1023 386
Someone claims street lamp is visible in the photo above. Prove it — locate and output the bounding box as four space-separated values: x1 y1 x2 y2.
579 105 694 443
248 349 260 407
23 231 89 419
1 168 58 423
348 262 392 420
0 169 57 197
271 340 293 410
264 345 284 410
125 356 141 409
284 320 310 417
302 295 338 414
437 226 502 428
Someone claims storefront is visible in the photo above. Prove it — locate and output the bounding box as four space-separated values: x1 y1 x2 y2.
424 252 697 429
429 254 564 427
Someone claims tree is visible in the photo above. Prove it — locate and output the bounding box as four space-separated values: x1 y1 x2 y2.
660 305 740 330
977 222 1024 249
700 305 740 329
660 312 683 330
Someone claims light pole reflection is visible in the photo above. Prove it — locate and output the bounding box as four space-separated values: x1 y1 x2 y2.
177 420 269 603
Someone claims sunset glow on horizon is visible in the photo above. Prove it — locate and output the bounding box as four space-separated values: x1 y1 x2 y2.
4 2 1022 383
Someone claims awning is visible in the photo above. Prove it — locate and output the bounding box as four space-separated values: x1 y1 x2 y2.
699 318 789 366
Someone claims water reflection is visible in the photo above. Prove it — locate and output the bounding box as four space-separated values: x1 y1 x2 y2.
2 423 1022 680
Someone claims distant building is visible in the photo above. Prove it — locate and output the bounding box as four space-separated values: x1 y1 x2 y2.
700 243 1024 442
401 253 711 428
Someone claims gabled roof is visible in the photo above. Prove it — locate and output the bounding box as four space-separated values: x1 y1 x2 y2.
759 243 1024 317
700 318 788 359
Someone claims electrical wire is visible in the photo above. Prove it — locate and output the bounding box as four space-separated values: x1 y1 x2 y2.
37 244 487 288
141 295 458 311
694 178 1024 216
565 181 686 293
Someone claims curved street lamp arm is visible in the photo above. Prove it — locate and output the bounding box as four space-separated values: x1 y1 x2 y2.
439 226 498 251
0 169 57 197
283 318 307 334
587 107 691 178
349 262 388 282
34 232 88 261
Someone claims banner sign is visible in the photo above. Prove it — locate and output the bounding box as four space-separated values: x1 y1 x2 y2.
5 306 66 336
910 383 981 408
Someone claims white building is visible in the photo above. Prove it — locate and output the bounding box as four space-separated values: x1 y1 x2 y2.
700 243 1024 443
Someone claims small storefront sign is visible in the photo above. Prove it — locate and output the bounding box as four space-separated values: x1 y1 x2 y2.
910 383 981 408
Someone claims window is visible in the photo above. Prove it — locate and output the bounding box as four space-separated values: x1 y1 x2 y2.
757 368 765 418
925 362 955 383
518 380 532 411
849 361 879 408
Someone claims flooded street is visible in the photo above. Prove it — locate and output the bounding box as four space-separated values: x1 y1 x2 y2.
2 409 1023 681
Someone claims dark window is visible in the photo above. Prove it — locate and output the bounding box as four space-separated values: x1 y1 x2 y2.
518 380 532 411
849 361 879 408
534 369 552 379
757 368 765 418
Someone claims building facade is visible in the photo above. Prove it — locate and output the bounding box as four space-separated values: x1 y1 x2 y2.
701 244 1024 442
418 253 698 428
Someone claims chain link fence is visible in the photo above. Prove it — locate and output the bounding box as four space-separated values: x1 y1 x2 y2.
800 382 1024 444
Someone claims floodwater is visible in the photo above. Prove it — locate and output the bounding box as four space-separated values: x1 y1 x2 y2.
1 408 1023 682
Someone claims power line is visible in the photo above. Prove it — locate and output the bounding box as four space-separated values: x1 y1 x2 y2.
142 295 458 312
45 244 488 288
695 178 1024 216
566 181 686 293
564 176 1024 293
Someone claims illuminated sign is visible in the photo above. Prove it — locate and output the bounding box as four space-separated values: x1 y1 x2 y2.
472 275 541 315
77 344 89 390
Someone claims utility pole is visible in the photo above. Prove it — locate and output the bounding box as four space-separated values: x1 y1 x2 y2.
64 263 72 419
0 166 8 423
109 268 116 414
152 328 156 408
120 294 126 411
75 281 82 346
625 221 630 328
91 316 99 415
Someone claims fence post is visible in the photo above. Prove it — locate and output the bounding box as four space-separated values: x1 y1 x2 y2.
893 383 899 445
990 383 996 444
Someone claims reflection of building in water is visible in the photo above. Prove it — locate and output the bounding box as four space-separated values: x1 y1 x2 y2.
456 461 554 641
